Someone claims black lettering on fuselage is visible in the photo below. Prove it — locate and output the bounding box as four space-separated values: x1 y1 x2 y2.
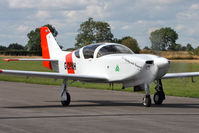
64 62 76 70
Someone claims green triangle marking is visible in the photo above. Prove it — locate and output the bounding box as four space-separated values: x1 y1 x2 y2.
115 65 120 72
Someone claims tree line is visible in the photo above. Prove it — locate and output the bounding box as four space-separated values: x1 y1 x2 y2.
0 18 198 56
0 24 57 56
0 43 41 56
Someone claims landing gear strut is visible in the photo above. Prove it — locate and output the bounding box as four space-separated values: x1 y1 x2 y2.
153 79 165 105
60 79 71 106
143 84 151 107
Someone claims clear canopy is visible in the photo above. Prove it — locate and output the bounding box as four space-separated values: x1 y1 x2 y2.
97 44 133 58
75 43 133 59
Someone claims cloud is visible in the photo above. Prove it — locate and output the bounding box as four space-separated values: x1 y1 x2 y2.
17 25 29 32
175 24 184 31
147 27 160 35
62 4 109 23
8 0 98 9
35 10 50 20
86 5 108 19
8 0 35 8
121 25 129 30
190 4 199 10
148 0 180 4
1 0 198 48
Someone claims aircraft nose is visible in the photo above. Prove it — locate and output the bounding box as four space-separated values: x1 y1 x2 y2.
154 57 170 79
154 57 170 69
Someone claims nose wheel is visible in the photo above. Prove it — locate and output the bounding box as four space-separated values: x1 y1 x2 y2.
143 84 151 107
143 95 151 107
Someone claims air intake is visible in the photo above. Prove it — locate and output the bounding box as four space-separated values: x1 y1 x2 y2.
145 60 154 64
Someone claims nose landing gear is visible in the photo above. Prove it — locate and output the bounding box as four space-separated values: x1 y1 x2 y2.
142 79 165 107
143 94 151 107
143 84 151 107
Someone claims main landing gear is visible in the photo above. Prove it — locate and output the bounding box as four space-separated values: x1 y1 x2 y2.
60 79 71 106
153 79 165 105
143 79 165 107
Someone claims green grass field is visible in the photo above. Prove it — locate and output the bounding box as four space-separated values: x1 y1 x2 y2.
1 57 199 98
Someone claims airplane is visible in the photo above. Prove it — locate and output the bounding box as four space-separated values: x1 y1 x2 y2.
1 26 199 107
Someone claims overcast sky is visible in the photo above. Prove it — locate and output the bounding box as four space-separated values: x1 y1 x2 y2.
0 0 199 49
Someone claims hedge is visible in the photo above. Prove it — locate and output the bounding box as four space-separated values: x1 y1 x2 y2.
0 50 41 56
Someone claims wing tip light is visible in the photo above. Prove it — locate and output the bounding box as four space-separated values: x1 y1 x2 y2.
3 59 19 62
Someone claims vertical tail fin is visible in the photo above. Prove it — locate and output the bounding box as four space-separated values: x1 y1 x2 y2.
40 27 62 69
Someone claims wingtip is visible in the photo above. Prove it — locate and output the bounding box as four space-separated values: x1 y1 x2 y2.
3 59 19 62
0 69 2 73
3 59 9 61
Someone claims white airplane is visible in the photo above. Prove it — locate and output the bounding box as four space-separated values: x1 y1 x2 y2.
1 27 199 107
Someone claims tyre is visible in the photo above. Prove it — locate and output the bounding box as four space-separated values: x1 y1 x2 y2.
143 95 151 107
153 92 164 105
61 92 71 106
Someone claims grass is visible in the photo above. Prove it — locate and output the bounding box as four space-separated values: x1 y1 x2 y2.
1 57 199 98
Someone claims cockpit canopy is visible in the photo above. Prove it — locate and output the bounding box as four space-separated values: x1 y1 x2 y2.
74 43 134 59
96 44 133 58
83 44 101 59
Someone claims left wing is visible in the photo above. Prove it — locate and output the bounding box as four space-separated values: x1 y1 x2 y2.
0 69 109 82
162 72 199 79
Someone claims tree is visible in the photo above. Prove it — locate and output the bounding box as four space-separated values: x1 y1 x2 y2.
121 36 140 53
0 45 7 51
150 27 178 51
194 46 199 55
181 46 186 51
168 43 182 51
25 24 58 53
112 38 121 44
8 43 24 50
143 46 151 50
186 43 194 51
75 18 113 48
175 44 183 51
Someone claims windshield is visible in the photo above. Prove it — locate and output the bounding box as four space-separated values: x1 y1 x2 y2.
97 45 133 58
74 49 80 58
83 44 101 59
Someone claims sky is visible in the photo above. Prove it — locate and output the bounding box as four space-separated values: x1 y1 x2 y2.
0 0 199 49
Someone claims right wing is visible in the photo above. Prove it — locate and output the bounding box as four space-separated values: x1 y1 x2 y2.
0 69 109 82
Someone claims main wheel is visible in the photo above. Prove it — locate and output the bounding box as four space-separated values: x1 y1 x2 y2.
143 95 151 107
61 92 71 106
153 92 164 105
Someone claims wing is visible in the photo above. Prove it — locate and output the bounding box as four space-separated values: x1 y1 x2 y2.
162 72 199 79
0 69 109 82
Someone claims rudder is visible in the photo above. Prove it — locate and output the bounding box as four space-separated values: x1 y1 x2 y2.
40 27 62 69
